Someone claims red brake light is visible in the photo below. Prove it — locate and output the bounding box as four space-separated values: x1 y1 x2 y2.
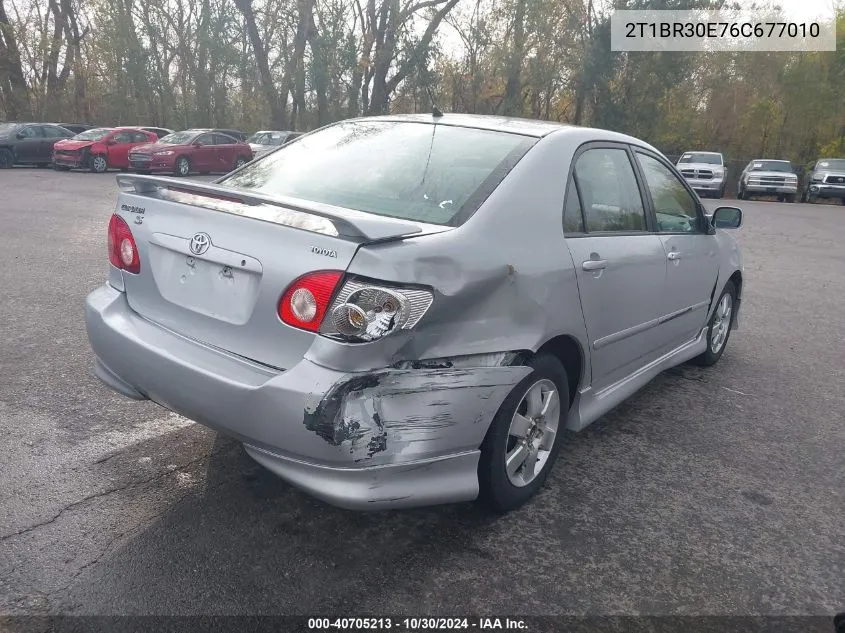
278 271 343 332
108 214 140 274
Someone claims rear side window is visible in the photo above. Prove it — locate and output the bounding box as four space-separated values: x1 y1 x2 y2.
219 120 536 226
20 126 43 138
574 148 646 232
213 134 236 145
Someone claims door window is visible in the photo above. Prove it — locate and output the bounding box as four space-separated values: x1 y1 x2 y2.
20 126 43 138
213 133 235 145
112 132 134 144
636 152 701 233
194 134 214 146
573 148 647 232
41 126 67 138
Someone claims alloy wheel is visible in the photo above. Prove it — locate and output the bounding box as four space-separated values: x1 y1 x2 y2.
177 158 189 176
710 293 733 354
92 156 107 173
504 379 561 487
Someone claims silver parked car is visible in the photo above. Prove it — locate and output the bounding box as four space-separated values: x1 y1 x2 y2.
247 130 302 160
737 159 798 202
85 115 744 512
677 151 727 198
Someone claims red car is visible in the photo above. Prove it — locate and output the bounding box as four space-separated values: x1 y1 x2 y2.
52 127 158 173
128 129 253 176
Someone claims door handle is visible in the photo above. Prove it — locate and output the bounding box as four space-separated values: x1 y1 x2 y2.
667 251 682 261
582 259 607 271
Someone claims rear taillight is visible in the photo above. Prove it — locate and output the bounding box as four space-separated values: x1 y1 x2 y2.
278 271 344 332
107 214 140 274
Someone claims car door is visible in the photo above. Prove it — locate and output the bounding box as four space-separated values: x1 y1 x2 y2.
633 150 720 348
564 143 668 389
191 133 216 171
106 131 134 168
41 125 71 161
213 133 237 171
14 125 44 162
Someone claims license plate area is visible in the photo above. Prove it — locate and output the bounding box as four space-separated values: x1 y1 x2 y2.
766 187 777 193
147 242 262 324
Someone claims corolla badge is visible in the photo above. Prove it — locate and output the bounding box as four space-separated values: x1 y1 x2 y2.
189 232 211 255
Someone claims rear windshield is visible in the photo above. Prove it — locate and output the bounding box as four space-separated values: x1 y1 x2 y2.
220 120 536 226
74 128 111 141
748 160 793 172
678 152 723 165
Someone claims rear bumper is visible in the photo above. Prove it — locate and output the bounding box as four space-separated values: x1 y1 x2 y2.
84 284 528 509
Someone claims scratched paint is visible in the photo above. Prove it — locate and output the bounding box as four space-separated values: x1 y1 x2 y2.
302 363 531 463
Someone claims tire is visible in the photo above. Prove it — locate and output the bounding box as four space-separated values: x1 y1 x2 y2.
786 194 796 203
736 187 744 200
233 156 247 170
478 354 569 513
174 156 191 177
691 281 736 367
0 148 12 169
91 154 108 173
717 186 725 199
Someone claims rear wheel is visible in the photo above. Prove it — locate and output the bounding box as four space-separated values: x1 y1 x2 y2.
691 281 736 367
786 194 796 203
478 354 568 513
233 156 247 170
174 156 191 177
0 148 12 169
91 154 108 173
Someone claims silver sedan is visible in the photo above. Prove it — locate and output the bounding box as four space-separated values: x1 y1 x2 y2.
85 114 744 512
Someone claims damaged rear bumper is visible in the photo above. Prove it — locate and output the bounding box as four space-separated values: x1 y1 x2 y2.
84 284 529 509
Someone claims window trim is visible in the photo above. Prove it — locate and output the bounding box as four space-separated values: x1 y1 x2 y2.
631 147 708 235
563 140 654 238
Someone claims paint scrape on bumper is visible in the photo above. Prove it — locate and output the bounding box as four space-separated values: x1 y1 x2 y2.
302 360 532 464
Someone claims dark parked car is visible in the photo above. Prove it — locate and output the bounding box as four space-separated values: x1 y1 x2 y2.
127 129 253 176
140 127 174 139
213 128 247 142
52 127 158 173
802 158 845 204
0 122 73 168
56 123 94 135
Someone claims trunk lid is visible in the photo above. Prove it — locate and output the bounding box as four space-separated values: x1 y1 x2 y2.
113 175 444 369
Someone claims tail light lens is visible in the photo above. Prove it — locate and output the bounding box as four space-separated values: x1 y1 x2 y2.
278 273 435 342
278 271 344 332
108 214 140 274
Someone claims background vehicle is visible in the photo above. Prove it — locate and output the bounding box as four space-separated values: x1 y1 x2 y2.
247 130 302 160
676 151 727 198
53 127 158 173
212 128 247 142
802 158 845 204
56 123 94 135
86 115 744 512
128 129 252 175
140 127 174 139
737 159 798 202
0 122 73 168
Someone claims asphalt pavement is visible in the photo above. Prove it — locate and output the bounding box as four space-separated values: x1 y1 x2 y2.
1 168 843 618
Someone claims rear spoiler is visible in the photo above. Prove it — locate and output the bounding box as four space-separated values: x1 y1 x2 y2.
116 174 449 243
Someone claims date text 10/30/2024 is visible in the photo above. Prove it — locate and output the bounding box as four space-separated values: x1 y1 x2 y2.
308 618 529 630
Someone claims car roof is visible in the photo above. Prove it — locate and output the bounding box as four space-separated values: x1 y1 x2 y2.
360 113 567 137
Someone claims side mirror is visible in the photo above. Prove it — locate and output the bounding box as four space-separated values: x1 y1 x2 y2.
712 206 743 229
106 140 117 146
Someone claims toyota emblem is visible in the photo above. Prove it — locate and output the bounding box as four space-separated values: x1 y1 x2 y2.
189 232 211 255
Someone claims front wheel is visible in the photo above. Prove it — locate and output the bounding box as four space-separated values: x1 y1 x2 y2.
0 148 12 169
91 154 108 173
691 281 736 367
174 156 191 177
478 354 568 513
785 194 796 203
